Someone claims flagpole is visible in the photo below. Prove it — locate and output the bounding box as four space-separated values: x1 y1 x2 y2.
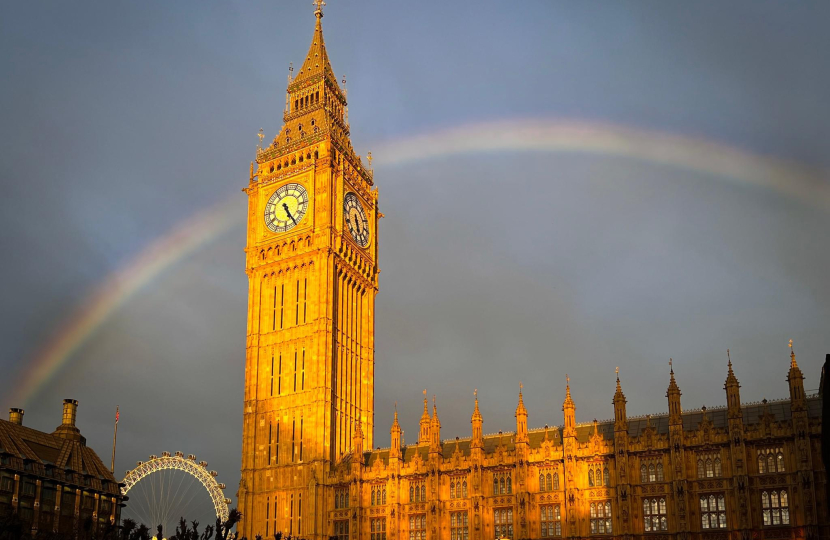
111 406 119 473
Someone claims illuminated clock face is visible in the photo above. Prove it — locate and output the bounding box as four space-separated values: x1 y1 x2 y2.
344 192 370 248
264 183 309 233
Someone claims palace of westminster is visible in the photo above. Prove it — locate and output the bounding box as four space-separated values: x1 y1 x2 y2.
229 4 828 540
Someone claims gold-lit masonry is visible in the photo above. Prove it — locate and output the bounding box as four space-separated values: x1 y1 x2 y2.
237 7 825 540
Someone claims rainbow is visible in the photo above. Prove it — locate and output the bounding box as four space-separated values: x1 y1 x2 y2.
10 197 242 407
10 119 829 407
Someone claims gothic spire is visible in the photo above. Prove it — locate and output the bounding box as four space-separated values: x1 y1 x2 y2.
613 367 628 431
515 382 528 416
563 375 576 438
666 359 683 425
291 1 337 87
471 389 484 449
724 349 742 419
419 389 430 445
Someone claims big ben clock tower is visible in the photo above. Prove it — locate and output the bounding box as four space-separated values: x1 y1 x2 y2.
238 3 378 538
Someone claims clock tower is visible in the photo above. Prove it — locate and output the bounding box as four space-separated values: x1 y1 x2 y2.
237 4 379 538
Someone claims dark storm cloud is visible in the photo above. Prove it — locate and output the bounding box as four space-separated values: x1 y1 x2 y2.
1 0 828 517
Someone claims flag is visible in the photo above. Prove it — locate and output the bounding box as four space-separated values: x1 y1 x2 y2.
115 407 119 424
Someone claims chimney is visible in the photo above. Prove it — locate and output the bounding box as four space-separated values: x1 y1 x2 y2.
53 399 85 444
9 408 24 425
62 399 78 427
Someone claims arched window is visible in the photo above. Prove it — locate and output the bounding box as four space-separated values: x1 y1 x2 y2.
776 453 785 472
409 485 414 502
713 459 722 477
604 467 610 487
382 487 386 505
767 455 775 473
706 459 714 478
450 481 455 497
698 459 705 478
371 489 375 506
641 464 648 483
462 480 467 497
499 477 505 494
656 463 664 481
421 485 426 501
546 473 552 492
493 477 499 495
506 476 512 494
588 469 595 486
553 473 560 490
758 455 766 474
539 473 544 491
648 464 656 482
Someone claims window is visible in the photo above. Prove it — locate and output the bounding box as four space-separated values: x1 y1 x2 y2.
700 494 727 529
493 472 512 495
301 348 305 390
762 490 789 526
589 464 610 487
697 452 722 478
22 482 36 497
335 488 349 509
0 475 13 492
274 284 284 330
270 354 275 396
590 502 612 534
278 353 282 395
292 419 296 462
371 518 387 540
371 484 387 506
539 470 559 492
494 508 514 539
758 447 785 474
268 421 274 464
450 477 468 499
643 498 667 532
334 520 349 540
299 417 304 461
410 480 426 503
409 514 426 540
541 505 561 537
641 459 664 483
451 511 469 540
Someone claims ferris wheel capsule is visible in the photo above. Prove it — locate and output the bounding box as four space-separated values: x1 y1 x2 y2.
210 470 218 477
218 483 226 489
136 461 143 466
175 451 183 457
188 454 197 460
162 451 171 457
199 461 208 468
149 455 158 460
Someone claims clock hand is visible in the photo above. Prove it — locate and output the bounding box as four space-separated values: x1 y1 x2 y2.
283 202 297 225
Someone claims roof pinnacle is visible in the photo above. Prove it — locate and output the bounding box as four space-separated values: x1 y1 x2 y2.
314 0 325 19
789 339 798 368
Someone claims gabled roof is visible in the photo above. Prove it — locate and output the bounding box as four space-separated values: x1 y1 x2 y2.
0 418 116 482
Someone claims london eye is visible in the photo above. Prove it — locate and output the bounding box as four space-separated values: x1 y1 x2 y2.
121 452 231 535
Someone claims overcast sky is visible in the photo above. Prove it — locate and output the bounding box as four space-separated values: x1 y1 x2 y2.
1 0 828 529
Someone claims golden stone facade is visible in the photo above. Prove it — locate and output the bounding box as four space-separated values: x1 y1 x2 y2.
237 7 826 540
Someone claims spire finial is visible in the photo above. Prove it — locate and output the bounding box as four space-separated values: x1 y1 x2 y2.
566 374 570 385
313 0 325 18
615 366 619 381
257 128 264 151
669 358 673 373
519 381 523 393
474 388 478 399
727 349 731 366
